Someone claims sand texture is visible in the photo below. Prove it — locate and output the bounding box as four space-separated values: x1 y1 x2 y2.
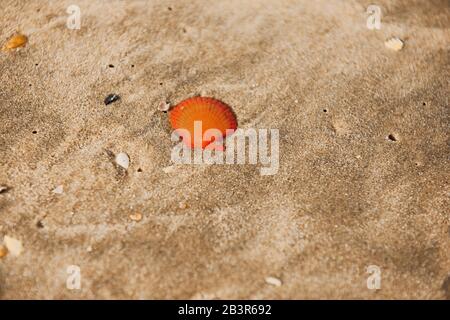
0 0 449 299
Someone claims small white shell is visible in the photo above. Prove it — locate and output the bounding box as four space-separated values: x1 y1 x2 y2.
4 236 23 257
162 165 175 173
115 152 130 169
52 185 64 194
178 201 187 209
265 276 282 287
385 37 404 51
158 101 171 112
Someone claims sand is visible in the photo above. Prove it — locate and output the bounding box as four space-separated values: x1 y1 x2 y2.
0 0 449 299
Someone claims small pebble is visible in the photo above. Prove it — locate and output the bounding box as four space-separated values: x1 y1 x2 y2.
129 213 143 221
265 276 282 287
115 152 130 169
0 185 10 194
2 34 28 51
0 245 8 258
86 245 93 252
52 185 64 194
3 236 23 257
104 94 121 105
385 37 404 51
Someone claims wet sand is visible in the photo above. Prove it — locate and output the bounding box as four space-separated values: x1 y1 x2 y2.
0 0 449 299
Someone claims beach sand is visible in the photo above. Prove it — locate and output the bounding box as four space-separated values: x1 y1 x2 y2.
0 0 449 299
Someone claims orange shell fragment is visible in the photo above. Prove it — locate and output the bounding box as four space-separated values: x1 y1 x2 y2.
2 34 28 51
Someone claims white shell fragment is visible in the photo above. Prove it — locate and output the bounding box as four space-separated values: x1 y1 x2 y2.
158 101 171 112
52 185 64 194
178 202 187 209
385 37 404 51
3 236 23 257
115 152 130 169
162 165 175 174
129 213 143 221
265 276 282 287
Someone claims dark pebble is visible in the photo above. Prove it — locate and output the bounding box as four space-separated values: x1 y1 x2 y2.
104 94 120 105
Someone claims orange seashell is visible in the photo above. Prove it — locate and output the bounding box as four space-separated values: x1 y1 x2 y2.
169 97 237 149
2 34 28 51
